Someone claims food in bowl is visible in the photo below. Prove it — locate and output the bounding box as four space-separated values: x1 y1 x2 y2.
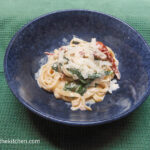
36 37 120 111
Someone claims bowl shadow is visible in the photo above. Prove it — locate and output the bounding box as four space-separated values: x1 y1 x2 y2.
28 111 134 150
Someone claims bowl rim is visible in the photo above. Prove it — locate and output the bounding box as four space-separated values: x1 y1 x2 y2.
4 9 150 126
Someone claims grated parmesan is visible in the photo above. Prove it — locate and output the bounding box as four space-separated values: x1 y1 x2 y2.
108 79 120 93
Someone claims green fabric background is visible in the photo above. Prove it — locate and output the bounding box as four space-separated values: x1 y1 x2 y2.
0 0 150 149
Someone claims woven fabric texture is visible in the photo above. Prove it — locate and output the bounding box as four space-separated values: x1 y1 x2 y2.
0 0 150 149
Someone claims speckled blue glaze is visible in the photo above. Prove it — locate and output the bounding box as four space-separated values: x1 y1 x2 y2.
4 10 150 126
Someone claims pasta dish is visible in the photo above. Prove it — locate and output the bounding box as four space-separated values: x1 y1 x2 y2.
36 37 120 111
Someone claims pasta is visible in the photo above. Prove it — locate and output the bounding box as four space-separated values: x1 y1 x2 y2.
36 37 120 111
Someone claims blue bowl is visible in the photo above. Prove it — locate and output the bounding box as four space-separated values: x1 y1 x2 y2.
4 10 150 126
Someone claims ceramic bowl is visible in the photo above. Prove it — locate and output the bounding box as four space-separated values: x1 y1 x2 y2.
4 10 150 126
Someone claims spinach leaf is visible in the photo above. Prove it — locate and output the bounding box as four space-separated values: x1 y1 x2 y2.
67 68 87 84
64 82 78 91
52 63 62 72
88 73 102 79
67 68 105 85
76 85 86 95
52 63 58 72
64 56 69 64
64 82 86 95
104 70 113 76
72 41 80 44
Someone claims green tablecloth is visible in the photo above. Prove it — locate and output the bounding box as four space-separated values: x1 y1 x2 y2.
0 0 150 149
